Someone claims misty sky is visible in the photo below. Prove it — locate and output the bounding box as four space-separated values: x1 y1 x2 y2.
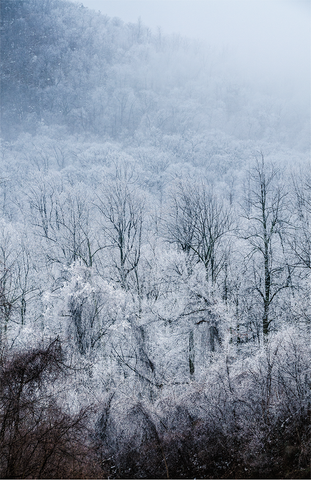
80 0 310 105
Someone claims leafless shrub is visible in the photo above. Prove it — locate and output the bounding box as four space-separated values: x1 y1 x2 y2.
0 338 102 478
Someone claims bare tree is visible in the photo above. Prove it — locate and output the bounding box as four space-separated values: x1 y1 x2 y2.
290 170 311 270
96 179 144 290
166 180 232 284
241 154 291 339
165 180 231 377
0 227 37 353
28 179 103 267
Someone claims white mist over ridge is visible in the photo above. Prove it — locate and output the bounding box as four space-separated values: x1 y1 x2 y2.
81 0 310 109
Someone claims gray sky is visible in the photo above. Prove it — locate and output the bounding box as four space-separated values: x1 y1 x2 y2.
79 0 310 104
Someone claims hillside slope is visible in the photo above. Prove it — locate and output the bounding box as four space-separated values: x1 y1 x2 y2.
1 0 309 151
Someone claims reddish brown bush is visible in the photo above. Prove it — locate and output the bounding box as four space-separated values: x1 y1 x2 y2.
0 339 102 478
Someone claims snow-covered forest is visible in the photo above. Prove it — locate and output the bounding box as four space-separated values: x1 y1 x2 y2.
0 0 310 477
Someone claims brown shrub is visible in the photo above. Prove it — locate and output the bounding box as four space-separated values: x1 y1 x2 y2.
0 338 103 478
